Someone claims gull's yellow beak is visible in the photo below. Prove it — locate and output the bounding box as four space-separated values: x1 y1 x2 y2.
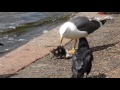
60 37 63 45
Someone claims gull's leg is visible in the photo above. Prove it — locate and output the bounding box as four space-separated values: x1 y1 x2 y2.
68 40 77 55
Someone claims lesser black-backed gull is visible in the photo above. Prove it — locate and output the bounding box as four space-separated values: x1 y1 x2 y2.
59 16 113 54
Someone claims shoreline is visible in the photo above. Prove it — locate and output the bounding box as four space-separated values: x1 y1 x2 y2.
0 12 78 75
0 12 76 58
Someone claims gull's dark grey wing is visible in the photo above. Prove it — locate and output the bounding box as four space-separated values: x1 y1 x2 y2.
69 16 101 34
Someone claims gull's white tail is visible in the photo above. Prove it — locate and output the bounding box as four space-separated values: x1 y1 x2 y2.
104 15 114 20
90 15 114 21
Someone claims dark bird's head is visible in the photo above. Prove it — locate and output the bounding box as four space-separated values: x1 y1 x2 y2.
0 43 4 46
78 37 89 48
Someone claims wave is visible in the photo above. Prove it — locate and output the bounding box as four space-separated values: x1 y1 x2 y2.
0 13 74 36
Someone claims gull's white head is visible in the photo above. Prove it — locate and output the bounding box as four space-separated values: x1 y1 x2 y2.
59 24 68 38
59 22 76 38
59 22 70 45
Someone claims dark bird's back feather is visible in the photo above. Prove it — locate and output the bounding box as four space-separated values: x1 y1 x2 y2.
71 37 93 78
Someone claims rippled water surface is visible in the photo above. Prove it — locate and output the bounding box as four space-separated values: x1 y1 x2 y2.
0 12 75 57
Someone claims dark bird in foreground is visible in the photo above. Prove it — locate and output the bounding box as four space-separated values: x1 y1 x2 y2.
59 16 113 54
71 37 93 78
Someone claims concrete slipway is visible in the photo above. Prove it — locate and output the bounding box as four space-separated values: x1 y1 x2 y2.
0 12 120 78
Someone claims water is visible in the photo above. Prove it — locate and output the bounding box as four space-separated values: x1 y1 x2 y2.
0 12 76 57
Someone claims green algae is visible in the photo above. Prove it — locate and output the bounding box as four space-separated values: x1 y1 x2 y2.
0 13 73 36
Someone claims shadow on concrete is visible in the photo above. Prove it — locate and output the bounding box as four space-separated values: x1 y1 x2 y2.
89 73 107 78
92 42 119 52
0 73 18 78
